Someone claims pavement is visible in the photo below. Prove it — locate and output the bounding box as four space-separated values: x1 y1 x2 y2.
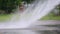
0 20 60 34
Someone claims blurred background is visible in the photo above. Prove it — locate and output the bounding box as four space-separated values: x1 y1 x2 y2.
0 0 34 22
0 0 60 22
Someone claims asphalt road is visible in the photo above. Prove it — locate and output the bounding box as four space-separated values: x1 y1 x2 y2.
0 20 60 34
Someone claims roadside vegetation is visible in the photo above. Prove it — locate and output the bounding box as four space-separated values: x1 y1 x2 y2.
41 13 60 20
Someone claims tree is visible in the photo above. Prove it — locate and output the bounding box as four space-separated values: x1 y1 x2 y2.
0 0 34 14
22 0 34 3
0 0 22 14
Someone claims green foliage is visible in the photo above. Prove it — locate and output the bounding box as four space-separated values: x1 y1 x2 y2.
41 13 60 20
22 0 34 3
0 0 34 14
16 0 22 5
0 0 22 14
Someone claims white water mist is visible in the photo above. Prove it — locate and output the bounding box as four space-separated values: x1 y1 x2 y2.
0 0 60 29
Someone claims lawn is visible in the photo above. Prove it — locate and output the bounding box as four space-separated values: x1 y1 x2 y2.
0 14 13 22
0 14 20 22
41 13 60 20
0 13 60 22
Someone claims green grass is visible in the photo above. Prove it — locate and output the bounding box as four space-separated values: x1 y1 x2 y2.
0 14 20 22
0 13 60 22
41 13 60 20
0 14 12 22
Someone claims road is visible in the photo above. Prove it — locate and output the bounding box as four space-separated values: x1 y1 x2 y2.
0 20 60 34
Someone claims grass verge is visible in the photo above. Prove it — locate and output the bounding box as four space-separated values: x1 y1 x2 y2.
41 13 60 20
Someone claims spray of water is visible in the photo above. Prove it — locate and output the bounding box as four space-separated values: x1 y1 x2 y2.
18 0 60 28
0 0 60 29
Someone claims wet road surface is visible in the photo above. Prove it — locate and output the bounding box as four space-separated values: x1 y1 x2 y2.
0 20 60 34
